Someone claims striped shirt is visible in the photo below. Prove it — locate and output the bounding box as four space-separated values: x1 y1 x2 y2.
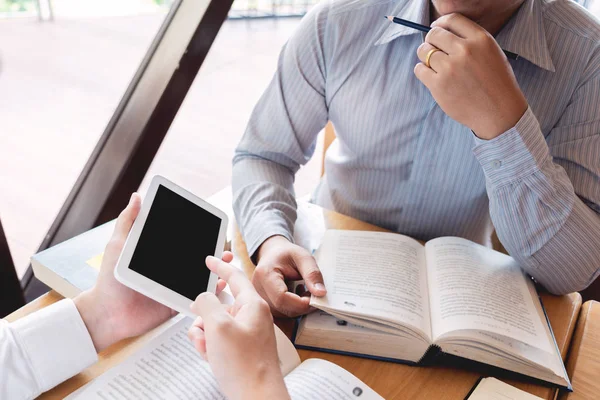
232 0 600 295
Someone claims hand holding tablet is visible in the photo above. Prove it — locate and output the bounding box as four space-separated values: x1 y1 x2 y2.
114 175 229 317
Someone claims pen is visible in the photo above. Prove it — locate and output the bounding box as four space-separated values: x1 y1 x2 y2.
385 16 519 61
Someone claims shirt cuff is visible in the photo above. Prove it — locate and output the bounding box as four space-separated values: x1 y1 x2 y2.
472 107 552 188
11 299 97 393
243 214 294 262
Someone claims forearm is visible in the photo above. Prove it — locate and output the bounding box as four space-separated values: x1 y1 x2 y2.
491 183 600 294
0 299 97 399
475 108 600 294
232 1 330 257
232 155 298 257
74 289 119 352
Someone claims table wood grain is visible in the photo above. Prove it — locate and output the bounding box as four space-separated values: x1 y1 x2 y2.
559 300 600 400
5 203 582 399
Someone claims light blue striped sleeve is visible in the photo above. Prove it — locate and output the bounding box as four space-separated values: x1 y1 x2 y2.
473 63 600 294
232 1 330 257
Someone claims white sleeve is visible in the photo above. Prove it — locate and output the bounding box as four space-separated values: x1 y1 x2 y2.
0 299 98 400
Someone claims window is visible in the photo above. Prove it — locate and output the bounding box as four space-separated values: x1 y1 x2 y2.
0 2 319 279
138 18 322 203
0 2 171 276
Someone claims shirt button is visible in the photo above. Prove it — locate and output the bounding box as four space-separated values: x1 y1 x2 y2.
491 160 502 169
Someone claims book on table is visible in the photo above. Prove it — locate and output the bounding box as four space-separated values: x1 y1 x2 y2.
466 377 544 399
31 221 115 298
293 230 571 389
66 313 384 400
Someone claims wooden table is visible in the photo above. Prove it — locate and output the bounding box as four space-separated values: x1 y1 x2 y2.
5 203 582 399
559 301 600 400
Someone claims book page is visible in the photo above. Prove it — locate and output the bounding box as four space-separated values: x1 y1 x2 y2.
426 237 553 353
467 377 543 399
311 230 431 340
68 316 301 399
285 359 384 400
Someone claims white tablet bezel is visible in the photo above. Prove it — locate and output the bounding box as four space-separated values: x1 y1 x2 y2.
114 175 228 318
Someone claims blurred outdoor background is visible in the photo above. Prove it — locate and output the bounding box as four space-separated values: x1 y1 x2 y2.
0 0 599 278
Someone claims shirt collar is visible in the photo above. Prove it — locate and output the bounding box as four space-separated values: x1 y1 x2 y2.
496 0 555 72
374 0 555 72
373 0 430 46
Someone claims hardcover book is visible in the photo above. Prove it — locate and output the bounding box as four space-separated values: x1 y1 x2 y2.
293 230 571 389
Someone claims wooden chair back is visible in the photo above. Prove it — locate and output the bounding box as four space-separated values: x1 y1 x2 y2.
321 122 337 177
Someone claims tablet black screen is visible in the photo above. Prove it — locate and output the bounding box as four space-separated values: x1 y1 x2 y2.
129 184 221 301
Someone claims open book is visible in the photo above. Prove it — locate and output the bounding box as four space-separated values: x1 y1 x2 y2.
67 314 384 399
293 230 571 389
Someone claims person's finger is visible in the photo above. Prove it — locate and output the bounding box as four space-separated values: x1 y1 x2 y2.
206 256 255 297
112 193 141 243
221 251 234 263
417 42 448 72
430 13 483 39
295 255 327 297
187 325 207 358
190 291 230 323
262 270 311 316
424 26 462 55
414 62 437 88
192 315 204 330
215 278 227 295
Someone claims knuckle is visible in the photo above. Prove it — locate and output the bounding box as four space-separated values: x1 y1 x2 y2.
456 42 470 57
305 269 323 282
425 27 438 42
212 314 233 332
195 291 212 303
298 252 317 264
271 293 288 312
478 31 492 43
414 62 423 75
256 299 273 318
272 295 285 311
253 264 267 279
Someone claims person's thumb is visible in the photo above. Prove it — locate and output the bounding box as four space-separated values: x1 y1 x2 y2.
296 255 326 297
190 292 226 322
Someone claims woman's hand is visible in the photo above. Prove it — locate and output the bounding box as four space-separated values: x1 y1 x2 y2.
188 254 291 400
74 193 176 352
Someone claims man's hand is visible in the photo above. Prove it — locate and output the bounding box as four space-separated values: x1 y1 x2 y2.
74 193 176 352
414 13 528 140
252 235 326 317
188 255 291 400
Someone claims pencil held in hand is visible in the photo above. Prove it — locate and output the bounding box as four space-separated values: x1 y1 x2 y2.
384 15 519 60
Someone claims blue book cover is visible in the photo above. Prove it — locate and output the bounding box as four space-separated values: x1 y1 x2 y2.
31 221 115 298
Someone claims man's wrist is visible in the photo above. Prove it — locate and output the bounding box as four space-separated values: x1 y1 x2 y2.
256 235 290 263
472 99 528 140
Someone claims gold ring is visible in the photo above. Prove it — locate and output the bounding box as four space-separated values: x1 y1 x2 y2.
425 48 441 69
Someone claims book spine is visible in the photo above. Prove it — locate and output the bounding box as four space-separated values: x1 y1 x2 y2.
417 344 441 366
537 294 573 391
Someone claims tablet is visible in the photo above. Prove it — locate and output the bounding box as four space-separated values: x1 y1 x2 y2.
114 175 228 317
